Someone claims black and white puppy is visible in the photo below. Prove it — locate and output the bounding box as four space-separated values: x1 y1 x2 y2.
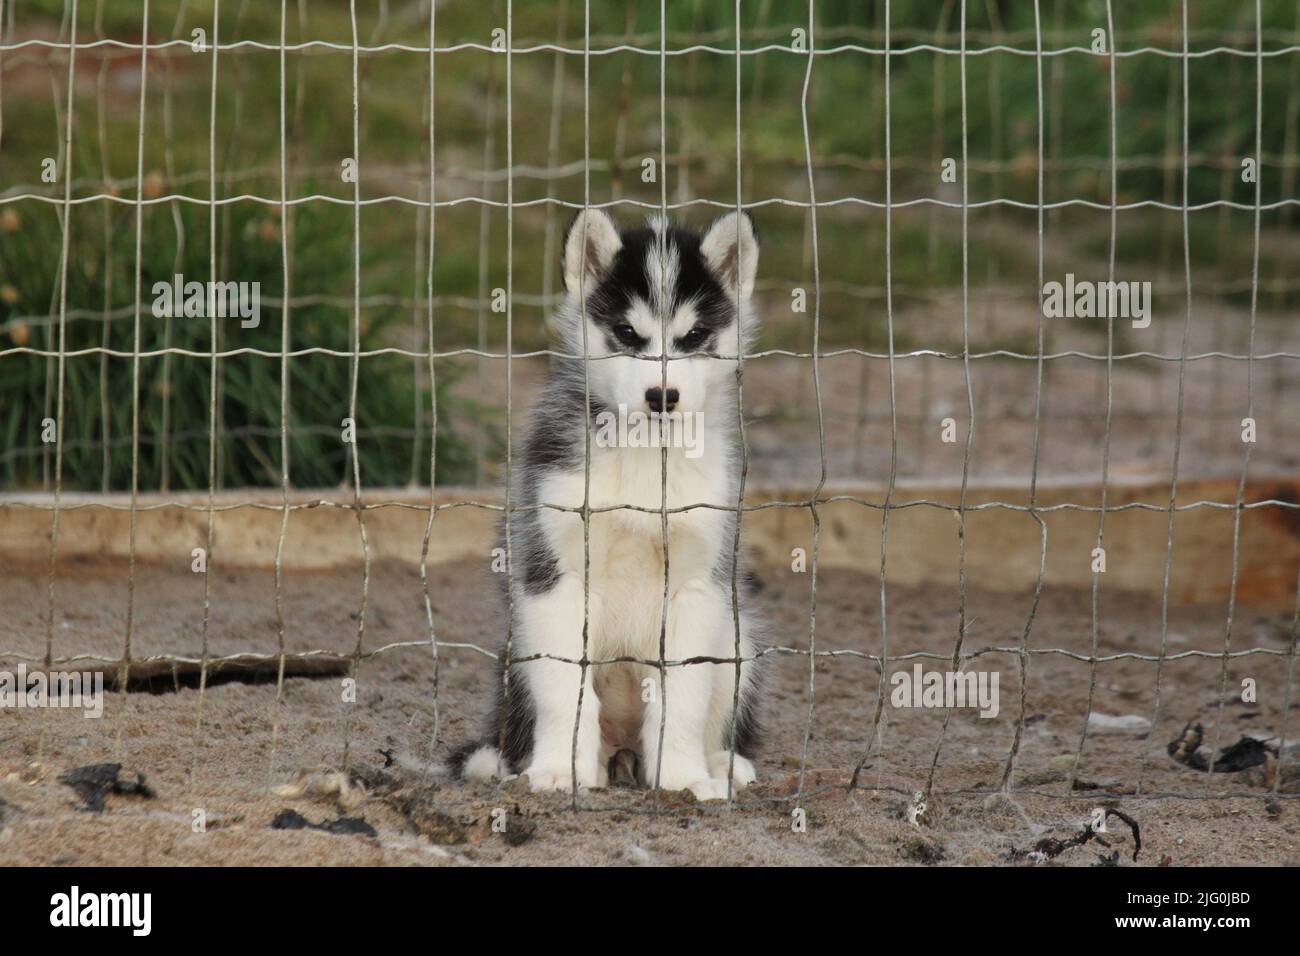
453 210 765 801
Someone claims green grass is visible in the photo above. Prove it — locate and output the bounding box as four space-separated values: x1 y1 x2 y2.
0 197 483 491
1 0 1294 491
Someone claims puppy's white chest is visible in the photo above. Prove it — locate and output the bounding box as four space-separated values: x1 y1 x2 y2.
534 448 727 636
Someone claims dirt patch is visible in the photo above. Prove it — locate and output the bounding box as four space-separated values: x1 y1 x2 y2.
1 557 1296 866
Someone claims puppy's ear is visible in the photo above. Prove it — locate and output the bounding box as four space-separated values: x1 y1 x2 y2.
700 210 758 300
562 209 621 297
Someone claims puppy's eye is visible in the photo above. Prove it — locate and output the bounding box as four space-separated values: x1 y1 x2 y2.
680 325 710 349
612 323 641 347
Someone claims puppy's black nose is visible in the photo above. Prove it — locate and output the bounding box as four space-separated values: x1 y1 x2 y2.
645 387 679 413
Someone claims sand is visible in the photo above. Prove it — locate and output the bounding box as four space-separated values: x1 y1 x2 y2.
2 556 1296 866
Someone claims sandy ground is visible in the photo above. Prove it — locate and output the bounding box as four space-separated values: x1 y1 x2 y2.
1 556 1296 867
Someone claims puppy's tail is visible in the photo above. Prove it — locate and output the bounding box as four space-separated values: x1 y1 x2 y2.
448 740 508 782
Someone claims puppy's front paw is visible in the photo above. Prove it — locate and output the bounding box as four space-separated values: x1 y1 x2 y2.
522 766 574 792
684 777 734 802
523 763 602 793
707 751 756 789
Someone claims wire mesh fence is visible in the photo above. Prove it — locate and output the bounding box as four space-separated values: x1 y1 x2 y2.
1 0 1298 850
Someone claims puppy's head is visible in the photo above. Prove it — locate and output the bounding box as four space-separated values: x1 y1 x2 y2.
554 210 759 417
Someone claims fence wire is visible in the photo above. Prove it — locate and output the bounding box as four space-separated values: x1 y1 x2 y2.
0 0 1297 824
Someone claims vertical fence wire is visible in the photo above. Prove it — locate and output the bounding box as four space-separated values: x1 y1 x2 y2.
93 0 113 494
977 0 1003 416
1066 0 1119 793
998 0 1049 793
407 155 428 486
849 0 884 479
189 0 219 785
610 0 634 200
506 0 516 797
340 0 372 771
504 0 514 796
723 0 750 810
1208 7 1250 458
417 0 442 780
267 0 293 785
917 0 954 479
1206 0 1264 785
39 4 66 496
539 0 569 326
793 0 827 807
118 0 152 760
493 0 517 804
675 0 703 206
923 0 977 798
37 0 78 768
1137 0 1195 798
848 0 897 797
651 0 672 807
567 0 595 810
159 2 192 495
1152 49 1178 425
472 31 498 489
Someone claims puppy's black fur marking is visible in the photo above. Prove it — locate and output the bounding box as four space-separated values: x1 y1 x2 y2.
584 222 734 345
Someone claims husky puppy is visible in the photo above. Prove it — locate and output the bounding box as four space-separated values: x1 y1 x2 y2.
452 210 765 801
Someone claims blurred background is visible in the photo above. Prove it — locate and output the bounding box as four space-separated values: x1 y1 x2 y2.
0 0 1296 494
